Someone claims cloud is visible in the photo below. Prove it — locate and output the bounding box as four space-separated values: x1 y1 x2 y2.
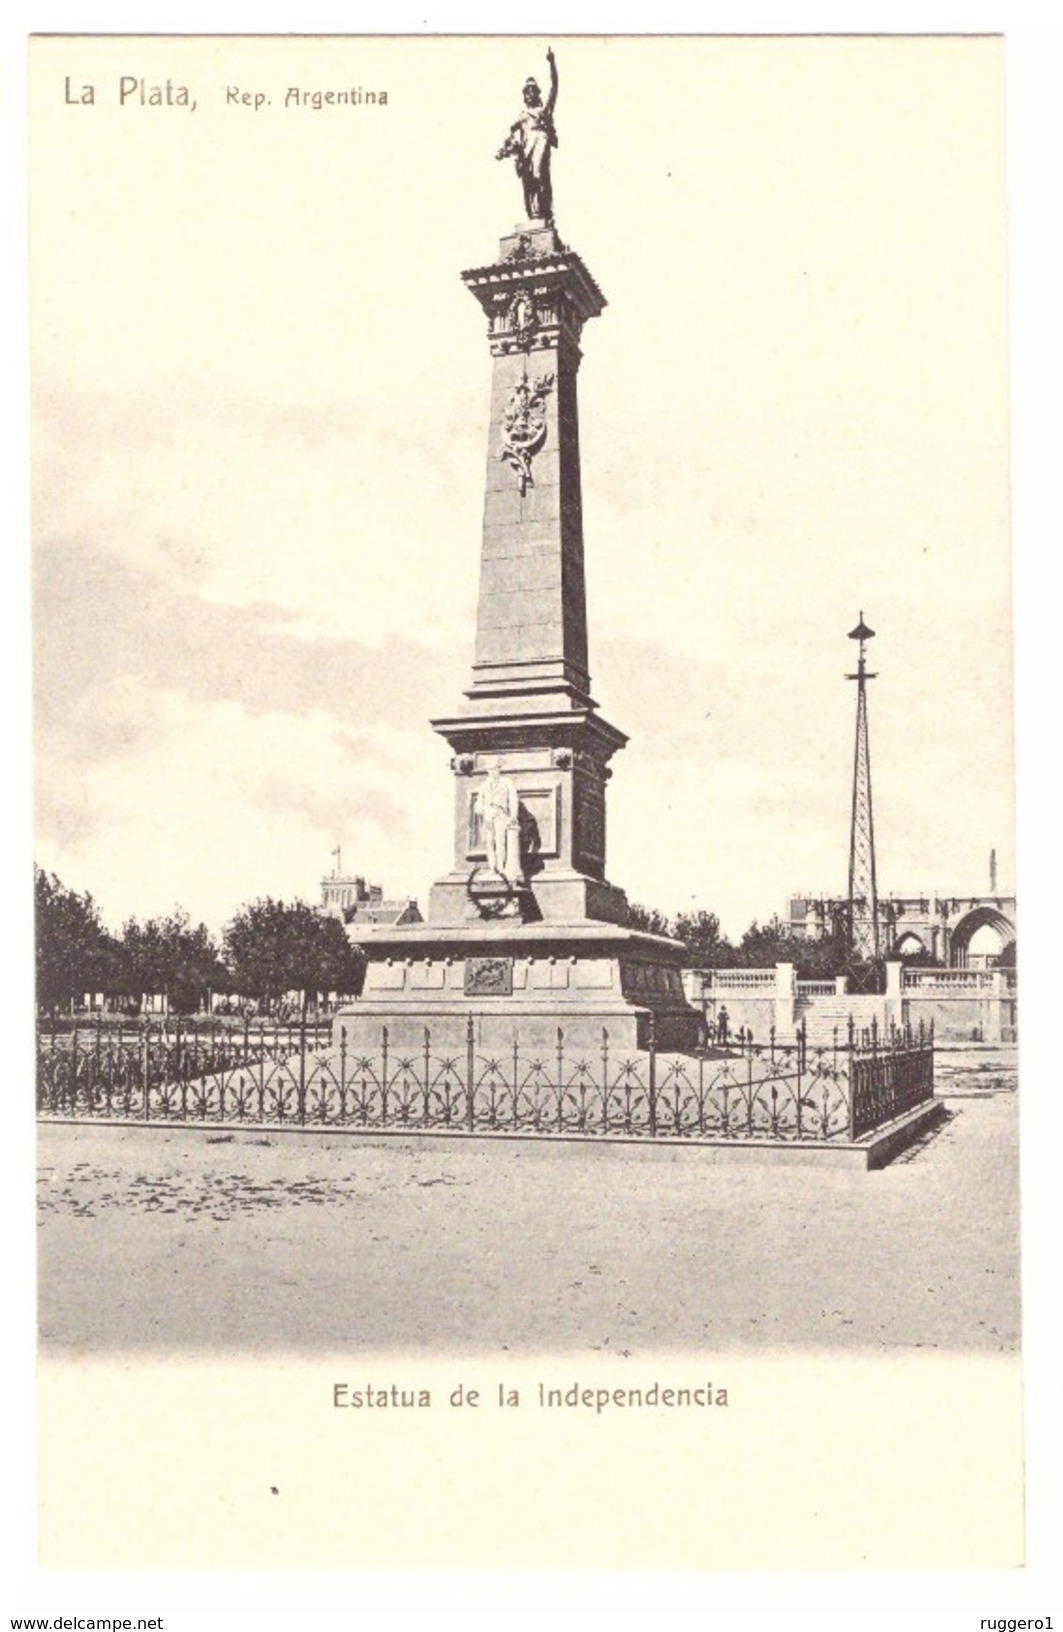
35 680 450 934
597 612 1015 931
33 513 1015 942
34 532 461 766
32 524 462 931
32 376 483 649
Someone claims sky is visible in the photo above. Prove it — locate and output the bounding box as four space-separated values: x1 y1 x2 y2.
29 34 1013 939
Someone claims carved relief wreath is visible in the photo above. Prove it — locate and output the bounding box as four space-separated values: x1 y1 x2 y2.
500 369 555 495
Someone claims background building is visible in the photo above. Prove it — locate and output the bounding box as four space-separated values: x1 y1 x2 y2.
787 891 1016 968
320 861 422 929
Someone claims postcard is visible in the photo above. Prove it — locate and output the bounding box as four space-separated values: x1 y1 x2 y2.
29 33 1023 1575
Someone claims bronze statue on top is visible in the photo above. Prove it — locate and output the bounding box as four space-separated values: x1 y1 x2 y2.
496 48 559 224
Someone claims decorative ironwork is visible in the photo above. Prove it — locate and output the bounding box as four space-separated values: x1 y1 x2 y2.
36 1014 934 1146
499 370 555 494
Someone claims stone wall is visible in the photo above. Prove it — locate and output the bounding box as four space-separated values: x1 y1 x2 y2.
683 963 1018 1046
682 966 793 1040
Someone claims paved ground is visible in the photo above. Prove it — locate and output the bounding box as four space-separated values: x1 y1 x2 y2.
934 1046 1019 1095
36 1088 1019 1357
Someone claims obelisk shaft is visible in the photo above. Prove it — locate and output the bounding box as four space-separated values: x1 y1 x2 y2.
472 315 590 707
460 223 606 715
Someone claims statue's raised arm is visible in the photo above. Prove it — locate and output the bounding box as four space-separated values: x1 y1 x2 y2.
544 46 558 119
495 49 560 225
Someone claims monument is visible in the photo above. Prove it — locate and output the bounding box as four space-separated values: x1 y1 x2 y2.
336 51 701 1054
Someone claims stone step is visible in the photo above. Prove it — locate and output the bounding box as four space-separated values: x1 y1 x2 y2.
795 1000 886 1019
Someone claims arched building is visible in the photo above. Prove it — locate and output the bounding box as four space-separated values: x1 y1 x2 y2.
789 892 1017 968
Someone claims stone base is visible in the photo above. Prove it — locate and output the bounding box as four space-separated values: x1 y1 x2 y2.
428 868 629 927
335 920 702 1055
499 221 565 259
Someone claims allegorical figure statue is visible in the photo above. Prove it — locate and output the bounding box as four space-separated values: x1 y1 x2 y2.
496 47 559 224
480 759 524 885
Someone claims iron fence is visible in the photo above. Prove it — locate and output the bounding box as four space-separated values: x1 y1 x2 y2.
36 1013 934 1145
850 1033 935 1137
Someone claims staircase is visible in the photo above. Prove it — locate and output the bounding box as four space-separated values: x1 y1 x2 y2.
792 993 888 1047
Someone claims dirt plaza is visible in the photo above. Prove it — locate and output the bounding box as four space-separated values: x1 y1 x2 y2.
35 1066 1019 1358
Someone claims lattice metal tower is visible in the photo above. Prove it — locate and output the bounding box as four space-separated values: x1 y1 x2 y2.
846 614 879 964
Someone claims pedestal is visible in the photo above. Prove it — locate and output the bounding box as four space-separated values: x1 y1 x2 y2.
336 920 701 1056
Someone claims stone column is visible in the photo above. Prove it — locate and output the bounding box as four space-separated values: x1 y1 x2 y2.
774 962 796 1037
884 958 903 1032
986 968 1005 1044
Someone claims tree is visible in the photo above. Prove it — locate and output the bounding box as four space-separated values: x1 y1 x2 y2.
733 914 847 978
303 914 368 1008
672 909 735 969
34 866 121 1014
628 903 673 938
732 917 789 968
119 910 227 1014
792 921 849 978
223 898 366 1014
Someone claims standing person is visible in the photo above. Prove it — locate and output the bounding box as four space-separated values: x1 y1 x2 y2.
717 1004 730 1045
496 48 559 224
